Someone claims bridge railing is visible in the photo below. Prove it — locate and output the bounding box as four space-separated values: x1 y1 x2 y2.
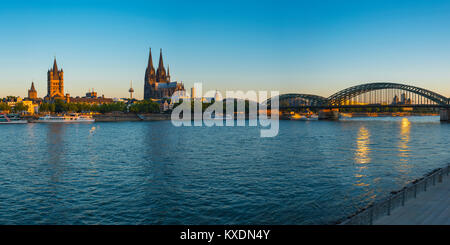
339 163 450 225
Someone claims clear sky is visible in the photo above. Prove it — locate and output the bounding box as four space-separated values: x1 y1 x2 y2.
1 0 450 99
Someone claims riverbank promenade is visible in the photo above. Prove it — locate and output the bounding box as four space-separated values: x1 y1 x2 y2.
374 175 450 225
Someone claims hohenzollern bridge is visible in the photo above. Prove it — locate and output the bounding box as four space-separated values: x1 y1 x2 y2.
266 82 450 121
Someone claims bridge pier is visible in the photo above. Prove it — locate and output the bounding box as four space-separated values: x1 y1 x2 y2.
318 109 339 120
440 108 450 121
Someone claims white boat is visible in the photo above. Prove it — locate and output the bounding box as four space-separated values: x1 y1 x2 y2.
0 113 28 124
37 114 95 123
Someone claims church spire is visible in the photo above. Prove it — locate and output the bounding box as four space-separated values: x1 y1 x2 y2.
30 81 36 91
53 57 59 71
145 48 156 87
158 48 164 70
156 48 167 82
148 48 154 69
167 65 171 81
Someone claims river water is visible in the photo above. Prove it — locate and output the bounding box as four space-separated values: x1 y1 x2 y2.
0 116 448 224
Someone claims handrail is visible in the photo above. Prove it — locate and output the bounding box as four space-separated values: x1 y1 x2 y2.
338 163 450 225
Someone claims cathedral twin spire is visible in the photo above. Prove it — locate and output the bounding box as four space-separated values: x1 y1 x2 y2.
147 48 155 72
144 47 184 100
146 48 170 83
158 48 164 73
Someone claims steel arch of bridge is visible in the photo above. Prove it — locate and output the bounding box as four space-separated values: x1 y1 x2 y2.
328 82 449 106
266 93 329 107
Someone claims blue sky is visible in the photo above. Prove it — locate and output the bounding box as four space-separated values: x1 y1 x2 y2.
1 0 450 99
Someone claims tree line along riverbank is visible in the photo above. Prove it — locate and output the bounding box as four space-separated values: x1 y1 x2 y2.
1 99 161 114
2 98 258 115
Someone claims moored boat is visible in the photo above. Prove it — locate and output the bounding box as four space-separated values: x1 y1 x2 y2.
37 113 95 123
0 113 28 124
289 114 319 121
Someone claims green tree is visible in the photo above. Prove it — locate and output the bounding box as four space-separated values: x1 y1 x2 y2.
94 102 127 113
12 102 28 113
67 103 78 112
53 99 66 113
0 102 11 112
129 100 160 113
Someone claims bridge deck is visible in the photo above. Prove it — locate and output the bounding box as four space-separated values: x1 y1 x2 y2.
374 176 450 225
280 104 449 109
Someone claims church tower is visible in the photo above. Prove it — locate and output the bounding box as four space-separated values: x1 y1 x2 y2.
47 58 64 98
144 48 156 100
143 48 184 100
156 49 169 83
28 81 37 99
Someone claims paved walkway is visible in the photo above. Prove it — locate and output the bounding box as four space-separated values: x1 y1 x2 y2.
374 175 450 225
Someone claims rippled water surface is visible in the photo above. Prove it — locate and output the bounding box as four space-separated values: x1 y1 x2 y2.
0 116 448 224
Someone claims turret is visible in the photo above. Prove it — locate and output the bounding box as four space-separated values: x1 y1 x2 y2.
167 65 171 82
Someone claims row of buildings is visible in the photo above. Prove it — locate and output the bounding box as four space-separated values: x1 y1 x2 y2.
44 48 187 102
5 58 115 114
2 49 206 114
1 96 39 114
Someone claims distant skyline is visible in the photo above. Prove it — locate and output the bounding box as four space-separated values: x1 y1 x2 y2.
1 0 450 99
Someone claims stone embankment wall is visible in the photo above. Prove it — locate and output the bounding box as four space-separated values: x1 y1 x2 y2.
138 113 171 121
94 112 170 122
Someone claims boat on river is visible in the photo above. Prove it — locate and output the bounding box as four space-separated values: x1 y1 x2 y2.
0 113 28 124
37 114 95 123
289 114 318 121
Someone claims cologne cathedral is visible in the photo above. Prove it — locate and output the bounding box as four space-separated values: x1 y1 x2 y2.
144 48 185 100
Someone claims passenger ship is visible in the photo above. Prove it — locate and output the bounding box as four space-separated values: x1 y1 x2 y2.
0 113 28 124
37 114 95 123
